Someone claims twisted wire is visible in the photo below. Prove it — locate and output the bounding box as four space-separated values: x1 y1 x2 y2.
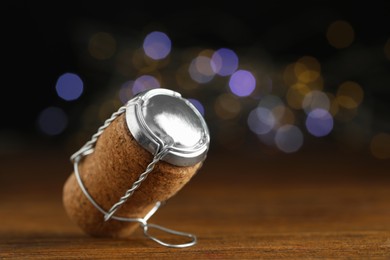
103 145 171 221
69 101 197 247
70 105 127 162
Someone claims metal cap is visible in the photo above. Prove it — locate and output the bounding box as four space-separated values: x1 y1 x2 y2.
125 88 210 166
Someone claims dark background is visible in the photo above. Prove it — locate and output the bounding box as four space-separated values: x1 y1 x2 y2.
1 2 390 158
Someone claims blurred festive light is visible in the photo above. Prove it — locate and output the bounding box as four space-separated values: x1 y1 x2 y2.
143 31 171 60
195 56 215 77
38 107 68 136
214 93 241 120
294 56 321 83
336 81 364 109
370 133 390 159
272 105 296 127
229 70 256 97
274 125 303 153
258 95 288 128
55 73 84 101
189 56 215 83
132 75 160 95
286 83 310 109
302 90 330 114
384 39 390 60
247 107 275 135
305 109 333 137
88 32 116 60
326 20 355 49
188 98 205 116
211 48 239 76
271 105 285 122
119 81 134 104
41 23 390 157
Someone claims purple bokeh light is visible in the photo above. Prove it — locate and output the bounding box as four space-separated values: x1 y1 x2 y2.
55 73 83 101
229 70 256 97
211 48 239 76
132 75 160 95
143 31 171 60
305 109 334 137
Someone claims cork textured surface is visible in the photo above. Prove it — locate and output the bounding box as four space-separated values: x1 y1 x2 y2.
63 114 201 237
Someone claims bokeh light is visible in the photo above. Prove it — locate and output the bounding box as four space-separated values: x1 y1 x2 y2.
286 83 311 109
214 93 241 120
305 109 333 137
189 56 215 83
274 125 303 153
247 107 275 135
55 73 84 101
272 105 296 127
294 56 321 84
32 14 389 158
143 31 171 60
336 81 364 109
132 75 160 95
327 20 355 49
38 107 68 136
188 98 205 116
211 48 239 76
370 133 390 159
88 32 116 60
302 90 330 114
229 70 256 97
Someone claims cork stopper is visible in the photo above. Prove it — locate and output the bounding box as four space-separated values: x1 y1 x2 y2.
63 89 209 239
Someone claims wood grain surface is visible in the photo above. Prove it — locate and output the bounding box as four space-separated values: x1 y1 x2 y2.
1 146 390 259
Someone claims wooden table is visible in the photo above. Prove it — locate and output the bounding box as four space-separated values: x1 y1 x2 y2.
1 145 390 259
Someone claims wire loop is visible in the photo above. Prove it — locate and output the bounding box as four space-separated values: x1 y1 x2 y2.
71 103 197 248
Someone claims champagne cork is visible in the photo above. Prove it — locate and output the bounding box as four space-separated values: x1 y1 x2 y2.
63 89 210 242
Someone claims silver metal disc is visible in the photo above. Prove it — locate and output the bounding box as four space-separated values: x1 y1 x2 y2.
125 88 210 166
